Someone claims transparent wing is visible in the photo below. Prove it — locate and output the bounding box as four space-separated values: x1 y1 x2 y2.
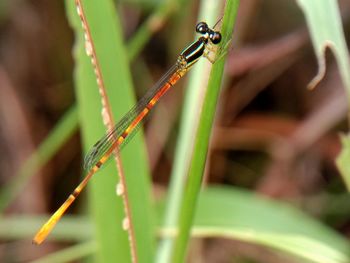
83 63 181 171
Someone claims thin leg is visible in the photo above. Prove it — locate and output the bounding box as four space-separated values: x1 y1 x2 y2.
204 37 232 64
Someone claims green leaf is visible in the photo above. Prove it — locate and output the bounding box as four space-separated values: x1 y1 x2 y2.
155 0 226 261
65 1 154 262
296 0 350 93
169 0 240 262
194 187 350 263
296 0 350 189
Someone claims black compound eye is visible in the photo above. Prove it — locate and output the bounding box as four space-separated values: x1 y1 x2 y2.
196 22 208 34
209 31 222 44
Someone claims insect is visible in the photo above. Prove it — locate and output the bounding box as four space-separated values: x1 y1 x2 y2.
33 20 222 245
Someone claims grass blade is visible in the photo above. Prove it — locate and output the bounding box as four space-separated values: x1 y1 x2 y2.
193 187 350 263
155 0 226 261
296 0 350 189
170 0 240 262
65 1 154 262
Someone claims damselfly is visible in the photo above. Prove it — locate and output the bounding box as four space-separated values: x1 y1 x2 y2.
33 20 222 245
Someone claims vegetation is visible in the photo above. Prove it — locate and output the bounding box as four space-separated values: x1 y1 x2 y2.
0 0 349 262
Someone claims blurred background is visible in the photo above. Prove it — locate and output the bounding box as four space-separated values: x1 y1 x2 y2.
0 0 350 262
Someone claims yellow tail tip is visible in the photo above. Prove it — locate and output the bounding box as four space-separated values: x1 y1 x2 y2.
32 230 47 245
32 239 41 245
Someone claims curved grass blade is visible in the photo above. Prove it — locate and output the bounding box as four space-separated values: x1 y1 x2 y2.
296 0 350 189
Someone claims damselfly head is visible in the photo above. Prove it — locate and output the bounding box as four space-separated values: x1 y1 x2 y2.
196 21 221 45
209 31 221 44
